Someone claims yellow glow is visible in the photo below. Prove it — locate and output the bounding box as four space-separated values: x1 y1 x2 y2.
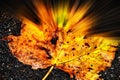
4 0 120 80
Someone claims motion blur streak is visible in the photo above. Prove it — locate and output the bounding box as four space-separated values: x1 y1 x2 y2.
1 0 120 80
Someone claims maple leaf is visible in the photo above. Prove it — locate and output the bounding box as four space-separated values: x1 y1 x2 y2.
3 0 120 80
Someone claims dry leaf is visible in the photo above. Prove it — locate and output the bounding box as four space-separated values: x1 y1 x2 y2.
3 0 119 80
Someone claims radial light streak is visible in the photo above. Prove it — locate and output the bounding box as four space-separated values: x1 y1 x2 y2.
3 0 120 80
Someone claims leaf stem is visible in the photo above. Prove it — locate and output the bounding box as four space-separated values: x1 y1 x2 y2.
42 66 54 80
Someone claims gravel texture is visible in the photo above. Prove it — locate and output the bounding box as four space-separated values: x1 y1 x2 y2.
0 9 72 80
99 49 120 80
0 5 120 80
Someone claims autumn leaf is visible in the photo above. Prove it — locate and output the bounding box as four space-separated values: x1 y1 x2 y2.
3 0 120 80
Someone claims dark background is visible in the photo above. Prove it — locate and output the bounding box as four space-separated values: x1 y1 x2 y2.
0 0 120 80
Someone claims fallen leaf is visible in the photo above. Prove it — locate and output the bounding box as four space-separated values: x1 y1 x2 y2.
3 0 120 80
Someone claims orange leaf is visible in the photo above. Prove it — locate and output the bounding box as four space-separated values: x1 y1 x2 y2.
3 0 119 80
